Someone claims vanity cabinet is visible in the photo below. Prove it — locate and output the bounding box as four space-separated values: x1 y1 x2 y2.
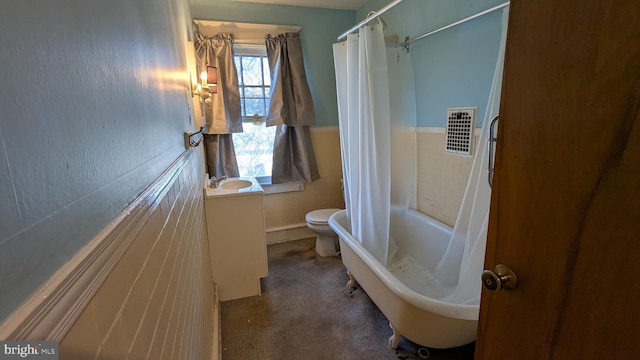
203 177 268 301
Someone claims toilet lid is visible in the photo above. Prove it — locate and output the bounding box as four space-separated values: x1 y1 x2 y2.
306 208 341 224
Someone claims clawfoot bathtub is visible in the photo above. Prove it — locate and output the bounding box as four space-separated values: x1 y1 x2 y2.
329 209 478 349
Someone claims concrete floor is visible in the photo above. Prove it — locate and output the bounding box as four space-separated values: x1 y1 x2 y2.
220 238 475 359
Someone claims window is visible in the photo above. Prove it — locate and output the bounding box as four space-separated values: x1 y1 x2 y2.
232 45 276 183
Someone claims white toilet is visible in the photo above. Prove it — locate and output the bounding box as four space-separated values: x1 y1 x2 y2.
305 208 341 257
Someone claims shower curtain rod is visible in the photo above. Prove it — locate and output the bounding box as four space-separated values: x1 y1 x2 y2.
399 1 510 50
337 0 404 41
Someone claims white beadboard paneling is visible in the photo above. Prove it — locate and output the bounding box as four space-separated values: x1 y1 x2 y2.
0 148 215 359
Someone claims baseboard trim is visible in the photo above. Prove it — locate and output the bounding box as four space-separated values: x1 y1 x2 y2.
0 150 194 341
212 284 221 360
265 223 314 245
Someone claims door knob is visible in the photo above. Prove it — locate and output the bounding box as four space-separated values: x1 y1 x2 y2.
482 264 517 291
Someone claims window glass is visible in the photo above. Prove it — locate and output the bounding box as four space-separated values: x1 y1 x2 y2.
233 122 276 178
263 57 271 85
241 56 263 86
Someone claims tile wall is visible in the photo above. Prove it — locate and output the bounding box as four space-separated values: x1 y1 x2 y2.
416 131 478 226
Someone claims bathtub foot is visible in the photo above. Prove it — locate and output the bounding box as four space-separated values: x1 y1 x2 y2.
346 270 356 294
388 322 401 349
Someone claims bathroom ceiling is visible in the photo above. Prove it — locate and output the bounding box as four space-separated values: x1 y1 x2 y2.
219 0 370 10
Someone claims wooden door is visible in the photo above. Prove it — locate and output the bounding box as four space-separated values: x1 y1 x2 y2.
476 0 640 359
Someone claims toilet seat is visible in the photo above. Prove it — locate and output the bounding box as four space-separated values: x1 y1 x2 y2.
305 208 340 226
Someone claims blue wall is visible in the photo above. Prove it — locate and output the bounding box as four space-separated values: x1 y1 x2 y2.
0 0 193 322
191 0 505 128
358 0 505 127
190 1 355 127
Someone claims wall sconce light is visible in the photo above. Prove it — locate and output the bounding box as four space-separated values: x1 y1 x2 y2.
207 66 218 94
193 65 218 100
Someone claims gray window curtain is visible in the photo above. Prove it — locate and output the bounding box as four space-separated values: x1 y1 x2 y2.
203 134 239 178
195 33 242 178
265 33 320 184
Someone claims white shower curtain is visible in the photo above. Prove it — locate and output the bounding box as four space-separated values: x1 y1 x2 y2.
436 6 510 305
333 23 396 266
388 42 417 212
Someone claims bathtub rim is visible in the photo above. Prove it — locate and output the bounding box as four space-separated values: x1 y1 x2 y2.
329 209 479 321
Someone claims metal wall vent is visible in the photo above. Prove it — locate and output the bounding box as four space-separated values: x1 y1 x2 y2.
445 107 477 156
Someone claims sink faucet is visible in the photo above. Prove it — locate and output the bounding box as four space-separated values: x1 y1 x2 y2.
210 175 228 188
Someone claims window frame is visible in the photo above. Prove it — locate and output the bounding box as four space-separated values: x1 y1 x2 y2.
233 44 275 184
